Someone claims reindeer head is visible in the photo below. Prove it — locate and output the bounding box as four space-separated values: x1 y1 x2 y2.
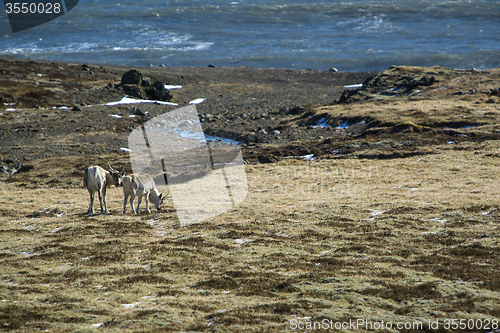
108 164 124 187
149 191 164 211
157 193 164 211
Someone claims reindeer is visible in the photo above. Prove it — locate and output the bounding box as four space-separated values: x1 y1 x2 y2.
122 174 164 214
83 165 124 214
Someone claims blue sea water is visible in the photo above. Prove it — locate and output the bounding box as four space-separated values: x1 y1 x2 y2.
0 0 499 71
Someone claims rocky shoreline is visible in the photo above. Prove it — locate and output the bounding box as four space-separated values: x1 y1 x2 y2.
1 58 500 178
0 58 372 168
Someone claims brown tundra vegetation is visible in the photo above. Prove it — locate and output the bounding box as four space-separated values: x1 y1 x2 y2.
1 59 499 332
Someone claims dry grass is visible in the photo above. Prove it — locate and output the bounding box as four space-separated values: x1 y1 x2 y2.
1 139 500 332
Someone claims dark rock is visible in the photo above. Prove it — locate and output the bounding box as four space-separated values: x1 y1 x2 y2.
122 84 146 99
141 77 151 87
133 107 147 116
403 76 437 90
82 64 90 71
338 89 355 104
72 106 82 111
287 106 305 115
153 89 171 100
258 154 279 164
14 164 34 174
152 81 164 90
121 69 143 86
208 64 216 68
144 81 172 101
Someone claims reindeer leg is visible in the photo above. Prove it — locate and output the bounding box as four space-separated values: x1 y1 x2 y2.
135 188 144 214
130 192 137 214
102 187 109 214
98 189 104 214
136 194 142 214
123 194 128 214
145 191 151 214
88 191 94 214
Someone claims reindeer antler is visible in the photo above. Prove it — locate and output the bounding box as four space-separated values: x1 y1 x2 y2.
108 164 116 172
120 161 129 175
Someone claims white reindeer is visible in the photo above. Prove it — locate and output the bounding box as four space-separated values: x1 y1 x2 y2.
122 174 164 214
83 165 123 214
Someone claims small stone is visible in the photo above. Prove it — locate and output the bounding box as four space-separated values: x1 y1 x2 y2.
330 67 338 72
133 107 147 116
270 130 280 135
72 106 82 111
208 64 216 68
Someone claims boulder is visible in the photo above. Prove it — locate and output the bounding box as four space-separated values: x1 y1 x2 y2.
122 84 146 99
145 84 172 102
121 69 143 86
119 70 173 102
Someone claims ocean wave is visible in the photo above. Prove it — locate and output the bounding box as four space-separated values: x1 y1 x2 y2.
0 0 498 70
